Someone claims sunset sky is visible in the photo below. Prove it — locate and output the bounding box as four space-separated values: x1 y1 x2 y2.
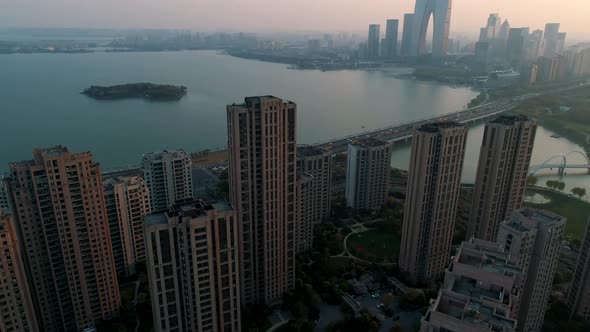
1 0 589 40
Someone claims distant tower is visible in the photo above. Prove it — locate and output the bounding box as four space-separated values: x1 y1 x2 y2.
567 218 590 321
227 96 297 305
298 146 332 223
368 24 381 59
8 146 120 331
467 115 537 242
0 212 39 332
142 149 193 211
104 175 151 276
410 0 452 57
497 208 565 332
401 13 415 56
345 138 392 210
385 19 399 58
400 122 467 283
145 200 241 332
543 23 561 57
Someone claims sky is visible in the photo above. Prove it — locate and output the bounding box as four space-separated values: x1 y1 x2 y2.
1 0 589 40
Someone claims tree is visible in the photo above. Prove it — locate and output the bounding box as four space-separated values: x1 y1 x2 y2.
571 187 587 198
527 175 539 186
546 180 556 190
556 181 566 192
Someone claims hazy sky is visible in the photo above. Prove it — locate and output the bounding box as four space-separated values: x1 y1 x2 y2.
1 0 589 39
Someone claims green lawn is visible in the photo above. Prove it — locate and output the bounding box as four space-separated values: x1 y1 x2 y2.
524 187 590 241
347 230 401 263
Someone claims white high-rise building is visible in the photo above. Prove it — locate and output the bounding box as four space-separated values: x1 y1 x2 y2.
142 149 193 211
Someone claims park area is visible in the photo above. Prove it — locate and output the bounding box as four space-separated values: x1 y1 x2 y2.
347 230 401 264
525 187 590 242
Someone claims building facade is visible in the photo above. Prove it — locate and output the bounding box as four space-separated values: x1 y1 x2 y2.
401 13 415 56
298 146 332 223
296 173 315 253
345 138 392 210
421 239 522 332
400 122 468 283
410 0 452 57
368 24 381 59
0 212 39 332
227 96 297 305
497 208 565 332
7 146 120 331
142 149 193 211
567 218 590 321
145 200 241 332
104 176 151 276
467 115 537 242
0 175 11 214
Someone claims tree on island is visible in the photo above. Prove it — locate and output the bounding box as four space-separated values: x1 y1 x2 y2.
556 181 566 192
571 187 587 198
527 175 539 186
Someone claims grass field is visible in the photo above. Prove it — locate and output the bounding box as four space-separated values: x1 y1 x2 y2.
524 187 590 241
347 230 401 263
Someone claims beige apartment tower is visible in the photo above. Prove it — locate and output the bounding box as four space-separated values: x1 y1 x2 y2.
104 176 151 276
0 212 39 332
421 239 522 332
145 199 241 332
497 208 565 332
345 138 392 210
7 146 120 331
227 96 297 305
142 149 193 211
468 115 537 242
400 122 468 283
298 146 332 222
567 218 590 321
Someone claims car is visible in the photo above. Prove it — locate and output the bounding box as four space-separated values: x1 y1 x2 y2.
371 292 380 298
377 303 385 309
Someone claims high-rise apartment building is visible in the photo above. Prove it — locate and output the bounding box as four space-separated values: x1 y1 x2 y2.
227 96 297 305
298 146 332 223
145 199 241 332
401 13 414 56
421 239 522 332
296 173 314 253
7 146 120 331
543 23 561 57
400 122 468 283
0 175 11 214
368 24 381 59
142 149 193 211
104 176 151 276
0 212 39 332
525 30 544 61
468 115 537 242
384 19 399 58
567 218 590 321
345 138 392 210
497 208 565 332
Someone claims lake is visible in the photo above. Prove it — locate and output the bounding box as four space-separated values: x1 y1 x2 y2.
0 50 588 194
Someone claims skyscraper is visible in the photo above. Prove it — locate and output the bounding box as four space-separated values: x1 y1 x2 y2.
7 146 120 331
410 0 452 57
497 208 566 332
556 32 567 55
479 13 502 42
145 199 241 332
298 146 332 223
104 175 151 276
400 122 468 283
525 29 544 61
467 115 537 242
227 96 297 305
384 19 399 58
421 239 522 332
567 218 590 321
543 23 561 57
142 149 193 211
506 28 530 68
368 24 381 59
345 138 392 210
296 173 315 253
401 13 414 56
0 212 39 332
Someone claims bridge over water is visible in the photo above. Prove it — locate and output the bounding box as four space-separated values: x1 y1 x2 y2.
529 151 590 175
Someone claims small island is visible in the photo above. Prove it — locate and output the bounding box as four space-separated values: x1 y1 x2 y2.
82 83 187 101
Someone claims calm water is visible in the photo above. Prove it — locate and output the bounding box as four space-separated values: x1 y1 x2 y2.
0 50 588 193
0 50 476 170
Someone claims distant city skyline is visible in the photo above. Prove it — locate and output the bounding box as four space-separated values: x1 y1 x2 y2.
1 0 590 40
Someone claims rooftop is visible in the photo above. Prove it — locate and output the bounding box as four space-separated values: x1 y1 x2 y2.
145 199 232 226
509 208 566 229
457 242 521 276
353 137 390 147
417 121 464 133
490 115 531 126
142 149 188 161
436 293 517 331
298 145 330 157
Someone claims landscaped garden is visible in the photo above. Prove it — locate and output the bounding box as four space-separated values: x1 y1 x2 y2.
347 229 401 264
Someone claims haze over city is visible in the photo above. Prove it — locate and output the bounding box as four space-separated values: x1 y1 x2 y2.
1 0 590 39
